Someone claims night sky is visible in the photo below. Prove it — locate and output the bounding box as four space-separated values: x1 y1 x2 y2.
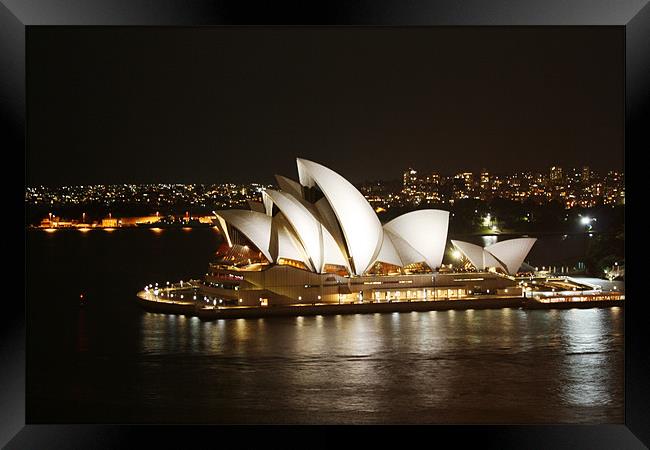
27 27 624 186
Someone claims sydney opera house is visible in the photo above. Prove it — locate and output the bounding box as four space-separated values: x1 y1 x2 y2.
202 158 537 307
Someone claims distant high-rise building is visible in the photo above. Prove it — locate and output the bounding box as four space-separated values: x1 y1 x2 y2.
403 168 418 194
456 172 473 185
550 166 564 184
426 173 440 186
422 173 441 203
581 166 591 183
480 169 490 190
451 172 475 199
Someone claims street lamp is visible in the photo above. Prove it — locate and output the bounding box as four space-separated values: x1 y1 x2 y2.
580 216 595 231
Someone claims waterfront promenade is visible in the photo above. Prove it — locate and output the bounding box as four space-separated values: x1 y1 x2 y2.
136 286 624 321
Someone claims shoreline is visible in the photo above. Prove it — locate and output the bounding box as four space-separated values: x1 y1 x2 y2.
30 226 616 236
135 291 624 321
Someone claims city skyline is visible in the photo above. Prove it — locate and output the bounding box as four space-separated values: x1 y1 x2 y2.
26 163 625 214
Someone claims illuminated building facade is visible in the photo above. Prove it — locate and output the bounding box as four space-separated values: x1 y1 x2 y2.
550 166 564 184
202 159 535 306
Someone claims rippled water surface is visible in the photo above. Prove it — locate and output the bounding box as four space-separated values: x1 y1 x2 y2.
27 229 623 423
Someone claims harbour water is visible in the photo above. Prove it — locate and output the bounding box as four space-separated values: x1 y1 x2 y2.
26 228 623 423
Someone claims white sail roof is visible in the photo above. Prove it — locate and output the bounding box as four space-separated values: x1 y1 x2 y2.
217 158 455 276
261 190 274 216
485 238 537 275
313 197 349 259
274 175 304 199
264 189 323 271
371 232 404 267
321 226 350 270
384 210 449 270
283 195 349 271
265 189 348 273
451 240 485 270
385 230 428 266
269 213 314 271
483 251 505 271
213 210 273 263
296 158 383 275
451 237 537 275
213 213 232 247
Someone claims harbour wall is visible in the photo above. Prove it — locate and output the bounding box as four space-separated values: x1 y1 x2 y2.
136 292 625 321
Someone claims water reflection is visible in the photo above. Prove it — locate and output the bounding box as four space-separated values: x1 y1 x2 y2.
556 309 621 408
134 308 623 423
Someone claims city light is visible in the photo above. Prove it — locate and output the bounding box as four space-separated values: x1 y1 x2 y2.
27 166 623 231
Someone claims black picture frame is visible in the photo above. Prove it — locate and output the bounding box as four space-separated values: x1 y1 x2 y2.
2 1 648 447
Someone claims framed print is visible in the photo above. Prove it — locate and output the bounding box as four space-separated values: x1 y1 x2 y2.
2 0 649 447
